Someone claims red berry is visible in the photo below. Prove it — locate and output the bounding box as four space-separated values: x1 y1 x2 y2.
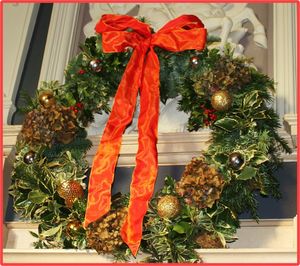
204 119 210 126
209 113 217 120
204 109 210 115
76 102 84 109
78 69 85 75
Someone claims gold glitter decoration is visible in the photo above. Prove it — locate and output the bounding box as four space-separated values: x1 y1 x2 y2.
157 195 180 219
211 90 232 111
57 180 84 208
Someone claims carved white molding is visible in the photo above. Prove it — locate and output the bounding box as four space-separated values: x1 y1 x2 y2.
283 114 297 148
84 3 267 50
283 114 297 137
273 3 297 118
3 3 39 124
38 4 84 84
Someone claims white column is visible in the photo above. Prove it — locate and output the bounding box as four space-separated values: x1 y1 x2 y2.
273 3 297 118
38 3 84 84
3 3 39 124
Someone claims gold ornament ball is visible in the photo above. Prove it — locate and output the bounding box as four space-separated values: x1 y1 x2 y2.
211 90 232 111
157 195 180 219
66 220 82 238
39 91 56 108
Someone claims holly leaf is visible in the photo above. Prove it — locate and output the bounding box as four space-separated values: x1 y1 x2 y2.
252 154 269 165
64 92 76 106
238 166 257 180
46 161 61 168
253 110 267 119
214 118 239 132
212 153 228 165
173 222 192 234
161 176 176 195
216 232 226 247
17 180 34 189
243 91 263 110
28 190 49 204
40 224 62 237
29 231 39 238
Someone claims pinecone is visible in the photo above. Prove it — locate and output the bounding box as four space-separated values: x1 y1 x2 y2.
20 105 77 146
57 180 84 208
176 157 224 209
195 231 224 248
86 207 127 253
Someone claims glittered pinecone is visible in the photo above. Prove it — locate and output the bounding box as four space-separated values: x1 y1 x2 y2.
176 157 224 209
195 231 224 248
21 105 77 146
57 180 84 208
86 207 127 254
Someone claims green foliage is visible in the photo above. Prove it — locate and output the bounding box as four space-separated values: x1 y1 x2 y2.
61 35 132 126
9 132 90 249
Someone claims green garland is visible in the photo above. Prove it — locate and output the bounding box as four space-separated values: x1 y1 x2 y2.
9 32 291 263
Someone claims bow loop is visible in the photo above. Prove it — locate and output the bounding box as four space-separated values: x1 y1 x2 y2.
96 14 152 53
152 15 207 52
158 14 204 32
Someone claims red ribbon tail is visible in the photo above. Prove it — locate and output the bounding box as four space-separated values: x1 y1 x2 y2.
83 50 144 228
120 49 160 255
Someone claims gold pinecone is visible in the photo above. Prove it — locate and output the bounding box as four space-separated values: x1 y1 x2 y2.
195 231 224 248
20 105 77 146
86 207 127 253
57 180 84 208
176 157 224 209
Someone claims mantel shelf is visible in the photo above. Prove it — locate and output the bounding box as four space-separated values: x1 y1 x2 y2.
3 125 296 167
3 218 297 264
3 248 297 264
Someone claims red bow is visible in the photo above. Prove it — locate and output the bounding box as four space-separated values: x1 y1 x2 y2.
84 14 206 256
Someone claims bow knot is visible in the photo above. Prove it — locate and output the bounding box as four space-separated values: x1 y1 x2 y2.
85 14 207 256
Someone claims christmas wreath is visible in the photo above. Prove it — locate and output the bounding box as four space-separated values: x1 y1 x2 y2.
9 14 290 263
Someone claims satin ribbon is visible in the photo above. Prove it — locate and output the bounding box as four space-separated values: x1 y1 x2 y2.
84 14 207 256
